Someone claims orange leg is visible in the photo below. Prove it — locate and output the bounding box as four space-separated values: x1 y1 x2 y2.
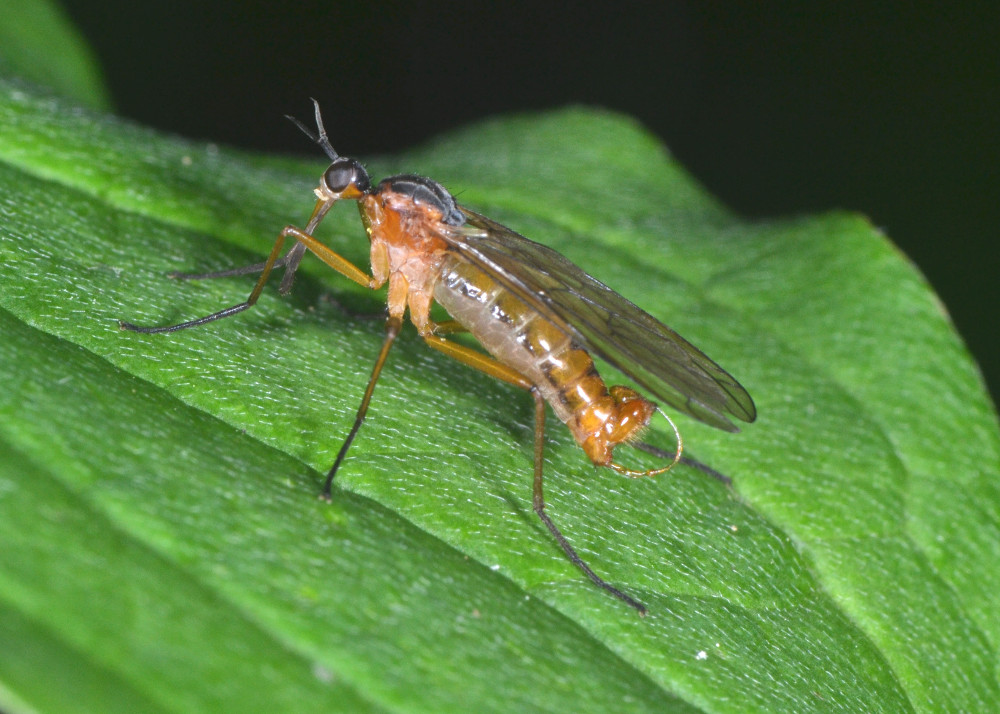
120 198 373 334
423 334 648 615
429 319 467 335
423 334 532 389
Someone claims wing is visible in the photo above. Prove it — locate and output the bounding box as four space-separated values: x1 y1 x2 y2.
441 207 756 432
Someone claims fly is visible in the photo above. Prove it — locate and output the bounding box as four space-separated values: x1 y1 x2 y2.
120 101 757 615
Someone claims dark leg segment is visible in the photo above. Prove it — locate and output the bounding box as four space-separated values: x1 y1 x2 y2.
529 389 648 616
321 315 402 498
168 255 288 282
168 241 307 297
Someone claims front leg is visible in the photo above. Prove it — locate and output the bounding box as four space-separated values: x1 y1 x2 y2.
120 222 376 334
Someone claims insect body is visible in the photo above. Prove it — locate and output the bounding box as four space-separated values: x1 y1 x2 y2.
121 102 756 615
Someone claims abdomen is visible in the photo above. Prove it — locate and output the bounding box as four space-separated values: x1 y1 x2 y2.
433 255 653 466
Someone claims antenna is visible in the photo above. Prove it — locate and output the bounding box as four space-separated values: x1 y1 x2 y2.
285 98 339 160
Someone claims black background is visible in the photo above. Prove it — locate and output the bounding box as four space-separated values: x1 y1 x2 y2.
60 1 1000 406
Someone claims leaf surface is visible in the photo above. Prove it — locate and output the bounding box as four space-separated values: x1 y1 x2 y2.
1 78 998 713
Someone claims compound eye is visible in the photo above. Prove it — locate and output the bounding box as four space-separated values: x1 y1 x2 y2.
323 158 359 193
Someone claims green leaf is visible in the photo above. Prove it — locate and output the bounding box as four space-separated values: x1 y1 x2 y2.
1 79 998 713
0 0 111 111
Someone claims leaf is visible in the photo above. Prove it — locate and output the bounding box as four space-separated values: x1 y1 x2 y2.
1 79 998 713
0 0 111 111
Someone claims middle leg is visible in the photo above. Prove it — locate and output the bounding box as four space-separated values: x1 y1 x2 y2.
423 333 648 615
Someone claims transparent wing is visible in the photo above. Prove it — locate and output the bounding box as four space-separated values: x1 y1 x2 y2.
441 207 756 431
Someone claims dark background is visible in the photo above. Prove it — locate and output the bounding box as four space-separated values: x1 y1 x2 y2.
60 1 999 407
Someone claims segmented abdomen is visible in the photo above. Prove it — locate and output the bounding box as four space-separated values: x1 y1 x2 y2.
433 254 630 462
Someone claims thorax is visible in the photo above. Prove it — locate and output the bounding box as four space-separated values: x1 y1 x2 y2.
360 178 457 330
